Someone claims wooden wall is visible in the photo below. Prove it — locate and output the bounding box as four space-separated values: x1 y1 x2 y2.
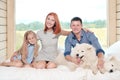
107 0 120 46
0 0 7 61
117 0 120 40
6 0 15 59
0 0 15 61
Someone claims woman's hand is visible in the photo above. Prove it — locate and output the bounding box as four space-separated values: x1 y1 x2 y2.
82 28 93 33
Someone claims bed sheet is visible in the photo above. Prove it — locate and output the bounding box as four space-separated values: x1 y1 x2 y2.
0 65 120 80
0 41 120 80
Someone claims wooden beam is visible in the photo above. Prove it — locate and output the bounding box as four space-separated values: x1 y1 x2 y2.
107 0 117 46
7 0 15 59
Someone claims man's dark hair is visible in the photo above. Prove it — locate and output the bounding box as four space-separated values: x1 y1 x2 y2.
71 17 82 24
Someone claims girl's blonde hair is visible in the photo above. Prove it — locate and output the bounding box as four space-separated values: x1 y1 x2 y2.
17 30 39 60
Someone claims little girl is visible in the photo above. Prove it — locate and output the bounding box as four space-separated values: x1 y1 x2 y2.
1 30 39 67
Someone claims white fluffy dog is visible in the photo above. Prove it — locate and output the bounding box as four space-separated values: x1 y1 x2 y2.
54 50 78 71
71 43 99 74
55 43 120 74
55 43 101 74
104 56 120 73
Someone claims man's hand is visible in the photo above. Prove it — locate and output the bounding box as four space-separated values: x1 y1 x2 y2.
97 52 104 69
97 58 104 69
65 55 82 65
71 57 81 65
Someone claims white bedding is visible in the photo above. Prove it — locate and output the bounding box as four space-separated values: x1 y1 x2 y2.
0 66 120 80
0 41 120 80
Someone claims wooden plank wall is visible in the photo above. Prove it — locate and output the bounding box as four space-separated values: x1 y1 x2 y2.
107 0 117 46
117 0 120 40
6 0 15 58
0 0 7 62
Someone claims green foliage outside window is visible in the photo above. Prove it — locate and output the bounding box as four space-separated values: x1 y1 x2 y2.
16 20 106 31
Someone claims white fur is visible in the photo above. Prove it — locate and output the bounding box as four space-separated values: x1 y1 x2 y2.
55 43 100 74
54 50 78 71
71 43 99 74
104 56 120 73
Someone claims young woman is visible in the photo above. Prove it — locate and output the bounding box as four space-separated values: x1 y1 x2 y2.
1 30 39 67
32 12 70 69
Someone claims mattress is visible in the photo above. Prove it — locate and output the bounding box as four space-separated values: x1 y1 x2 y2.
0 65 120 80
0 41 120 80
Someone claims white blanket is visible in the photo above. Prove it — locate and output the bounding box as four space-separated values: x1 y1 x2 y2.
0 41 120 80
0 66 120 80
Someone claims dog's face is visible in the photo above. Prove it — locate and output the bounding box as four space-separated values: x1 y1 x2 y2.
71 43 96 59
104 60 116 73
104 56 120 73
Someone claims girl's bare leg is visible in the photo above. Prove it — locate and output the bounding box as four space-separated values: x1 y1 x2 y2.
1 60 23 67
23 64 32 68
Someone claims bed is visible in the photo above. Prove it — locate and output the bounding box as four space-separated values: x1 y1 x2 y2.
0 41 120 80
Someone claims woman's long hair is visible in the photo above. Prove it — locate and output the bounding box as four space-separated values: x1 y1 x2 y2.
44 12 61 34
17 30 39 60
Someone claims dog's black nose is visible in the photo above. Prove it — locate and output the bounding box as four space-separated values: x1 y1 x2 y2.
109 69 113 73
76 54 79 57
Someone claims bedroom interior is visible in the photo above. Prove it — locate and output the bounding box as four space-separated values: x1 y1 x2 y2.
0 0 120 80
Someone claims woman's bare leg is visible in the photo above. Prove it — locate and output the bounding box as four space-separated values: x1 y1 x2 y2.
46 61 57 69
32 60 46 69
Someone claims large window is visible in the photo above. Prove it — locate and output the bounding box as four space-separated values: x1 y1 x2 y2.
15 0 107 50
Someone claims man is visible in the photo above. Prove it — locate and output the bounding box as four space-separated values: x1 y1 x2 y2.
64 17 105 69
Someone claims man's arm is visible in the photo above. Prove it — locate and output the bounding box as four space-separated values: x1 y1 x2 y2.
64 36 76 63
87 32 105 68
65 55 80 65
97 52 104 69
65 55 73 62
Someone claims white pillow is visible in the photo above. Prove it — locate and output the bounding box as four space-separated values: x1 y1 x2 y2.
105 41 120 60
